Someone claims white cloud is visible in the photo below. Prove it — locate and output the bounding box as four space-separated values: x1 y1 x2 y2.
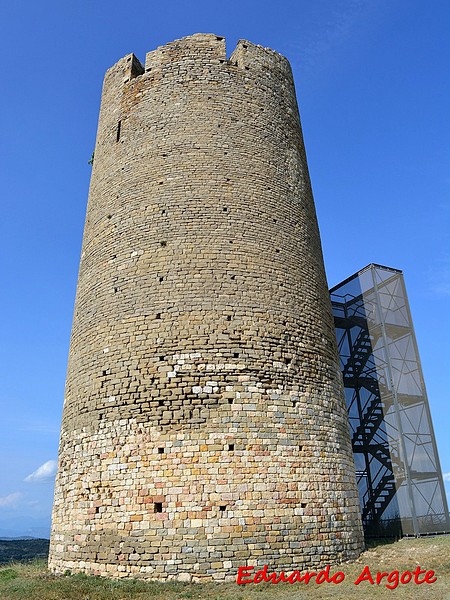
443 472 450 482
0 492 22 508
24 460 58 483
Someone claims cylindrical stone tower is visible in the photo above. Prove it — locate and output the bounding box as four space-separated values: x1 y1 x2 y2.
49 34 364 580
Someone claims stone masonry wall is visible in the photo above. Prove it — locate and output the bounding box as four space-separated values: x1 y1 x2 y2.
49 34 364 580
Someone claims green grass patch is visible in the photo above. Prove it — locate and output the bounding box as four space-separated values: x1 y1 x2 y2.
0 569 18 581
0 536 449 599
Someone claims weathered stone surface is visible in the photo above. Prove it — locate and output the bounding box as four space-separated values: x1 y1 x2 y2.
49 33 364 581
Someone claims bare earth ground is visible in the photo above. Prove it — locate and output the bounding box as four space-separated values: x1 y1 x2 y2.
0 535 449 600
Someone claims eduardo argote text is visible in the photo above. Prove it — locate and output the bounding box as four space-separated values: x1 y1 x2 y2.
237 564 437 590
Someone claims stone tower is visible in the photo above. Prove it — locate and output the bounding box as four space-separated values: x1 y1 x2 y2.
49 34 364 580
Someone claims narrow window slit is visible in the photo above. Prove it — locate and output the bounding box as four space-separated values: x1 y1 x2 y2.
116 120 121 142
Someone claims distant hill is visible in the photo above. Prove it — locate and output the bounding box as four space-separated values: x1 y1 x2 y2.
0 539 49 564
0 537 40 541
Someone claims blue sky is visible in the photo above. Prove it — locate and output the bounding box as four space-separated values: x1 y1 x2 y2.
1 0 449 538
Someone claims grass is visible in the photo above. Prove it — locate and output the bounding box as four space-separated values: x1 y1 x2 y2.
0 536 449 599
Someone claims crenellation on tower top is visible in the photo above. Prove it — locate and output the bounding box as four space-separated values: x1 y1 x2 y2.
103 35 294 97
129 54 145 79
229 39 292 78
104 53 144 88
145 33 227 72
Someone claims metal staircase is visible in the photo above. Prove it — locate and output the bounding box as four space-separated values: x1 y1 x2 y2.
331 265 450 537
333 296 401 532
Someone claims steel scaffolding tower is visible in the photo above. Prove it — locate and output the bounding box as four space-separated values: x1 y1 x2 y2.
330 264 450 537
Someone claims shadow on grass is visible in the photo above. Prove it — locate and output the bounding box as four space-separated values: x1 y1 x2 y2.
364 537 400 550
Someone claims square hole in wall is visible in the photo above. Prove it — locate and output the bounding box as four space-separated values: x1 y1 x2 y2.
154 502 163 513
